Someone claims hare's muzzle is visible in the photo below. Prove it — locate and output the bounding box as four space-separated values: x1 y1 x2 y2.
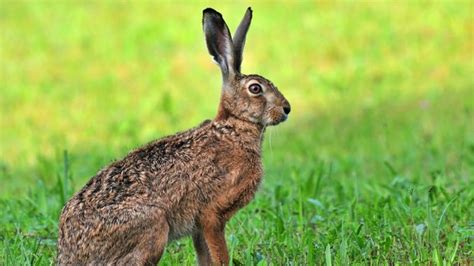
283 102 291 115
270 99 291 125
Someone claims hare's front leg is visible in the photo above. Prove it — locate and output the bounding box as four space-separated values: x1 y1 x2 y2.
193 230 212 266
200 215 229 266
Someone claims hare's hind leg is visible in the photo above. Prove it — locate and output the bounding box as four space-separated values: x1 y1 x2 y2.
119 212 169 265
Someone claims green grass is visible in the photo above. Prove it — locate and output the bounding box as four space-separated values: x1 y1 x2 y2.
1 1 473 265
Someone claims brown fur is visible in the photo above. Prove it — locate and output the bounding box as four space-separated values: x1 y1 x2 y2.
57 7 290 265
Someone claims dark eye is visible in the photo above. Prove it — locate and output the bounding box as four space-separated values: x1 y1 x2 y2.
248 83 262 94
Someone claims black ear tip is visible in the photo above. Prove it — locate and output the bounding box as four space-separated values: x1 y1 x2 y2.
203 8 222 17
245 7 253 18
203 7 216 13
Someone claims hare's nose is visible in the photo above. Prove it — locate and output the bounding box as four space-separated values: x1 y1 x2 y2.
283 104 291 115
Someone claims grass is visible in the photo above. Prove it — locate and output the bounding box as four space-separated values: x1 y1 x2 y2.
1 1 473 265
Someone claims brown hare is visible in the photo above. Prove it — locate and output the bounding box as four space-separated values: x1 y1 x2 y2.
57 7 290 265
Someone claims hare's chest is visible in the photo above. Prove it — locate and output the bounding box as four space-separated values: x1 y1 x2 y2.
218 165 263 219
232 173 262 205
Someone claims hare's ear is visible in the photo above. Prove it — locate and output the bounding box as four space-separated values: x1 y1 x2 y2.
203 8 236 82
233 7 252 73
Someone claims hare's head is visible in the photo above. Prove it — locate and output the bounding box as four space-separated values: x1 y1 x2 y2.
203 8 291 127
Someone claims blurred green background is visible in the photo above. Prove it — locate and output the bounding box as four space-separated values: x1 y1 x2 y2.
1 0 473 264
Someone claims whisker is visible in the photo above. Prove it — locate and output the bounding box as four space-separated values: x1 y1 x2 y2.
268 127 274 158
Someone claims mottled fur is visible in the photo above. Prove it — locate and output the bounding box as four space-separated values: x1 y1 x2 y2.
58 7 290 266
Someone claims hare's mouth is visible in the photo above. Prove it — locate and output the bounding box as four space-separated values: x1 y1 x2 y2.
265 113 288 126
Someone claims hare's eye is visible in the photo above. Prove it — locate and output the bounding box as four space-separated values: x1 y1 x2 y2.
248 83 262 95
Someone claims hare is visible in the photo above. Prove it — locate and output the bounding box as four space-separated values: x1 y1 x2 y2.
57 7 290 266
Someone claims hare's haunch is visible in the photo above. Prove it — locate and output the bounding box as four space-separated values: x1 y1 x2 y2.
57 7 290 265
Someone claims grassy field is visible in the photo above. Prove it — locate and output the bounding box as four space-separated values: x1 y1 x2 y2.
1 1 473 265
